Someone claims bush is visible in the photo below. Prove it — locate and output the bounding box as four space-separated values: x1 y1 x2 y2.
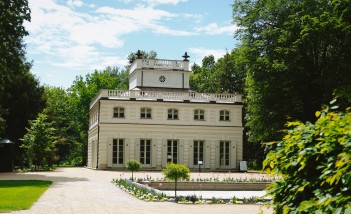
263 107 351 213
125 159 141 181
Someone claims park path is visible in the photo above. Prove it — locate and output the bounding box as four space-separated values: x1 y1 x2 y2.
0 167 273 214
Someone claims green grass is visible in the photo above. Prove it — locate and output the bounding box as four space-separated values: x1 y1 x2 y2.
0 180 52 212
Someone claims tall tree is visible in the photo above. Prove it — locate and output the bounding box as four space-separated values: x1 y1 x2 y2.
233 0 351 145
0 0 45 163
42 87 76 164
68 67 128 165
22 113 57 169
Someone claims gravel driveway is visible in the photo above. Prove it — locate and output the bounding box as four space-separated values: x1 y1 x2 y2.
0 167 273 214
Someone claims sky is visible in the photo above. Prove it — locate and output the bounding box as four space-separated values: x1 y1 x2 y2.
24 0 239 88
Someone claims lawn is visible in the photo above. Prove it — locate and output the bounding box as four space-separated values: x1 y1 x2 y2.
0 180 52 212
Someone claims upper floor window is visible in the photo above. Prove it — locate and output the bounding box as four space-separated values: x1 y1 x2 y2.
140 107 152 119
113 107 125 118
220 110 230 121
194 109 205 120
168 109 178 120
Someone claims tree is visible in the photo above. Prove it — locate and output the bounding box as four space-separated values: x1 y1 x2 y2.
68 67 128 165
42 87 76 165
126 50 157 64
263 105 351 213
162 163 190 198
190 55 220 93
0 0 46 165
233 0 351 145
21 113 57 169
125 159 141 181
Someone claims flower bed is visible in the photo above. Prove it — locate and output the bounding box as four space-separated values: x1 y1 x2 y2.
112 178 268 205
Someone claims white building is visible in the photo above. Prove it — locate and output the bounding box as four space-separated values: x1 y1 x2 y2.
88 52 244 170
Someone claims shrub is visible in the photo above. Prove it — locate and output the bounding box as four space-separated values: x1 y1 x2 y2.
125 159 141 181
263 107 351 213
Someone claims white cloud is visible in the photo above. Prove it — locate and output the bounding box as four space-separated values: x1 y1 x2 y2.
188 47 227 65
66 0 84 8
25 0 195 71
143 0 188 6
194 23 239 35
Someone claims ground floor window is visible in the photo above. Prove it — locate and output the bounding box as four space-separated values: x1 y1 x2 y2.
113 139 124 164
167 140 178 163
219 141 230 166
140 139 151 165
193 140 204 165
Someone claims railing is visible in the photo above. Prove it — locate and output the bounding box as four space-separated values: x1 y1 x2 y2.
90 90 242 109
129 59 189 74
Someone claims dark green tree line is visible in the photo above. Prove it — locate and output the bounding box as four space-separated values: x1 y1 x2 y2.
233 0 351 145
0 0 45 165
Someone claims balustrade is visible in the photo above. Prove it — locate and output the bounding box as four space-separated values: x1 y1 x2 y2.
91 90 241 107
129 59 188 73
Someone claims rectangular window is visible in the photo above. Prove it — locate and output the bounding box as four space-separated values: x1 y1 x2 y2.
167 140 178 163
219 141 230 166
220 110 230 121
193 141 204 165
113 107 125 118
194 109 204 120
140 139 151 165
168 109 178 120
140 107 152 119
113 139 124 164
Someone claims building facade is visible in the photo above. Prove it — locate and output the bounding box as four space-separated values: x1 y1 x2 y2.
88 53 243 170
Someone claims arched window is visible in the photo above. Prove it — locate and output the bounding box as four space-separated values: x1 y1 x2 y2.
168 108 178 120
194 109 205 120
113 107 125 118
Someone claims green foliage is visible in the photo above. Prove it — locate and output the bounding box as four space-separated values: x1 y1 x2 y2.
0 0 45 164
233 0 351 146
67 67 128 165
42 87 76 165
0 180 52 212
263 107 351 213
162 163 190 198
125 159 142 181
21 113 58 169
189 51 246 94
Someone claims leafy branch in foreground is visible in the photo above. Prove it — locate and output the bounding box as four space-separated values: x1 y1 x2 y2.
263 106 351 213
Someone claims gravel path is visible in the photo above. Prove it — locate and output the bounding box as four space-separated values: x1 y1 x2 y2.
0 167 273 214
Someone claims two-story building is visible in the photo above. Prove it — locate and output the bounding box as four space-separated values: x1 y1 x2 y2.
88 52 243 170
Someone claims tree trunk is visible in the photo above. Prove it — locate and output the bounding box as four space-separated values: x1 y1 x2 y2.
175 178 177 198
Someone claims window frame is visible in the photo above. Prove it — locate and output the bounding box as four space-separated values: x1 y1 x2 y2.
140 107 152 119
167 108 179 120
113 107 125 118
194 109 205 120
219 110 230 121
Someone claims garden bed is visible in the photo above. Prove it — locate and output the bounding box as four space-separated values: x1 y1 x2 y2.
112 178 269 205
139 181 269 191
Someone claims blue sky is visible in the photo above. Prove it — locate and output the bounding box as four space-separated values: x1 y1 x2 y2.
25 0 239 88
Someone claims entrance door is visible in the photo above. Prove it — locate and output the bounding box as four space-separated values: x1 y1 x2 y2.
219 141 230 168
193 140 204 167
167 140 178 163
140 139 151 167
112 139 124 166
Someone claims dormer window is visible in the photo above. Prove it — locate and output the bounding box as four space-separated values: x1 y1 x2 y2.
168 109 178 120
140 107 152 119
113 107 125 118
194 109 205 120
